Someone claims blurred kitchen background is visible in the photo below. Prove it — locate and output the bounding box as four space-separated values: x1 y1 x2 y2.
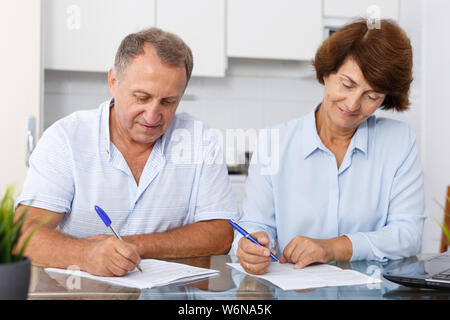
1 0 449 254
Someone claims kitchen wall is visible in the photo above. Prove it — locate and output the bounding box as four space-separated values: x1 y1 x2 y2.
43 0 441 253
43 63 323 135
421 0 450 254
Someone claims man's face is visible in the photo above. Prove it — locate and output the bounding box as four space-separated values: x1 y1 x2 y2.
108 44 187 146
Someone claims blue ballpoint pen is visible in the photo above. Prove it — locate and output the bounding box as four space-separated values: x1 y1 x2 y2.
228 219 279 262
94 205 143 272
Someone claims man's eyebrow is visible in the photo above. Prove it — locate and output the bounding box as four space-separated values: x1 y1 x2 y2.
132 90 180 100
132 90 150 96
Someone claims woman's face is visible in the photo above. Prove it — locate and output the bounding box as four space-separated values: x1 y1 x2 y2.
322 56 387 131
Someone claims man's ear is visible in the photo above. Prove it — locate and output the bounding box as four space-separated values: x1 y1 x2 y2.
108 68 117 97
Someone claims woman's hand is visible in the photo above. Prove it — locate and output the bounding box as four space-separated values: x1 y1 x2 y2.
236 231 277 275
280 235 352 269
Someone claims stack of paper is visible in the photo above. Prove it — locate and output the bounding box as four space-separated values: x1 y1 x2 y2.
45 259 220 289
227 262 382 290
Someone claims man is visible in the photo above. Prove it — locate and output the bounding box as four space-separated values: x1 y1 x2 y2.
15 27 239 277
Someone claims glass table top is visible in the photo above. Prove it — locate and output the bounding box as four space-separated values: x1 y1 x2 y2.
27 254 450 300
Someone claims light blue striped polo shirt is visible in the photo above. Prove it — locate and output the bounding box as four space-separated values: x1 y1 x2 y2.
17 99 239 237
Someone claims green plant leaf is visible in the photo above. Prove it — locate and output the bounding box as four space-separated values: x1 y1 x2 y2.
432 198 450 242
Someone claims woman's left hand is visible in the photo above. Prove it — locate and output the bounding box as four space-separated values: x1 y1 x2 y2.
279 236 335 269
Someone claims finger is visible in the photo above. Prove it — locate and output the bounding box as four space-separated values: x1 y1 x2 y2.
282 241 298 263
111 249 139 272
290 243 307 264
240 251 272 265
106 258 129 276
239 237 271 257
114 242 141 265
242 260 270 275
252 232 270 247
294 255 316 269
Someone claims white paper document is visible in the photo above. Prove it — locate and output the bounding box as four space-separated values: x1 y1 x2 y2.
227 262 381 290
45 259 220 289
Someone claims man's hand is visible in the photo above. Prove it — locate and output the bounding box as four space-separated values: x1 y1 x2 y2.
82 235 142 276
236 231 276 275
279 236 335 269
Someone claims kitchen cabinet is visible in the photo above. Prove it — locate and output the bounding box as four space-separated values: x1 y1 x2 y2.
227 0 323 61
0 0 42 192
43 0 156 72
323 0 399 20
156 0 227 77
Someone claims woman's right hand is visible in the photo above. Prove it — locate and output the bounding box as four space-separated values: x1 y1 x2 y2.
236 231 276 275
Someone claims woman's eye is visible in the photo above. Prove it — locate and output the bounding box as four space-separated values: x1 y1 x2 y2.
342 81 352 88
368 95 379 101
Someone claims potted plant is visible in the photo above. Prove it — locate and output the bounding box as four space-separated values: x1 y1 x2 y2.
0 186 43 300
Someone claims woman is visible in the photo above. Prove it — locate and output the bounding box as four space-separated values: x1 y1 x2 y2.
232 19 426 275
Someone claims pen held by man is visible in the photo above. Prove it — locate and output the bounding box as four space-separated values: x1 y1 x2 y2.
107 225 143 273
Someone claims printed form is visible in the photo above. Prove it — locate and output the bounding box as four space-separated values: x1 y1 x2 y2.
45 259 220 289
227 262 381 290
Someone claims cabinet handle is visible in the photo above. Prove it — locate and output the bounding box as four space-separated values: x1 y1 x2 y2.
26 116 36 167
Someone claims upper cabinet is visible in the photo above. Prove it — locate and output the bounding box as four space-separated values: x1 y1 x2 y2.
323 0 399 20
227 0 323 61
44 0 326 75
44 0 156 72
156 0 226 77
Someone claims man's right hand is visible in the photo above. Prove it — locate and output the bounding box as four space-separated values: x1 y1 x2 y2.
236 231 275 275
82 235 141 277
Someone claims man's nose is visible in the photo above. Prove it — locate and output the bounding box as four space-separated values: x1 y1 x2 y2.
142 101 162 125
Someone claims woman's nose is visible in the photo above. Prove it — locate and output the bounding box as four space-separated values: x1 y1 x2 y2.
345 93 362 112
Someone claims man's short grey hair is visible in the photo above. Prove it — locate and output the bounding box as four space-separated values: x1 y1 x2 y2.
114 27 194 84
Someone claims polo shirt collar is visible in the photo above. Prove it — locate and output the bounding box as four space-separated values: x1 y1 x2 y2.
99 98 168 159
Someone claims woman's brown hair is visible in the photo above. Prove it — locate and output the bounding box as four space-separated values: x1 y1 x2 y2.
313 18 413 112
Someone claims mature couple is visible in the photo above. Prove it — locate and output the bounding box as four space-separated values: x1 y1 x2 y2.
16 19 426 277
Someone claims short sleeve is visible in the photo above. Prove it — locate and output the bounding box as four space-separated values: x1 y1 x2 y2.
15 123 75 213
193 130 240 222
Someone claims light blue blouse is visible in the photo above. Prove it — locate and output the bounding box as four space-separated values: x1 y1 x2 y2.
231 105 426 262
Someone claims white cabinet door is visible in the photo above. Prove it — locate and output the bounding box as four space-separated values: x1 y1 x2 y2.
324 0 399 20
44 0 156 72
0 0 41 193
156 0 226 77
227 0 323 60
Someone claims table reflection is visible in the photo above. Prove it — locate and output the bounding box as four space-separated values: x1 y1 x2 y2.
28 254 450 300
